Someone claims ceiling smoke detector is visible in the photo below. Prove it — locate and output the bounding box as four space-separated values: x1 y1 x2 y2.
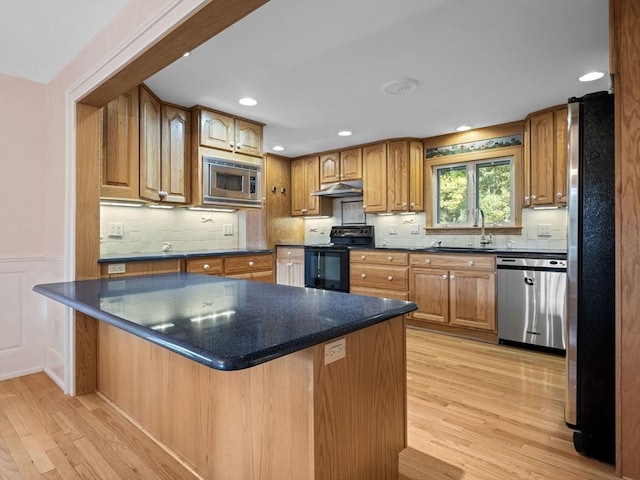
383 78 419 95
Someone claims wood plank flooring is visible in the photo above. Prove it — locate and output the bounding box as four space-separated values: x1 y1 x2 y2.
0 329 621 479
401 328 619 480
0 373 199 479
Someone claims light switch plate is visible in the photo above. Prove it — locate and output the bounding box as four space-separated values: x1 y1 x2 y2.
223 224 233 236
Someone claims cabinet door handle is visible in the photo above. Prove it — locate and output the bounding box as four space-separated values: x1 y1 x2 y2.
159 191 168 199
248 261 255 267
287 251 292 256
203 264 210 270
361 273 366 279
524 195 530 201
410 202 415 209
286 262 292 267
468 260 474 266
442 274 448 280
531 194 537 200
556 192 563 198
387 276 393 281
402 202 407 208
450 274 456 280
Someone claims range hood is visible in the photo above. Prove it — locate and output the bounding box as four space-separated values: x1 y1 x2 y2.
310 180 363 198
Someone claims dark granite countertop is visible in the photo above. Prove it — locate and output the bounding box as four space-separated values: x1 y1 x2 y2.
99 248 274 263
33 273 417 371
276 244 566 259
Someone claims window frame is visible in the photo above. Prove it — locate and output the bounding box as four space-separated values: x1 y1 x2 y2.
425 146 523 233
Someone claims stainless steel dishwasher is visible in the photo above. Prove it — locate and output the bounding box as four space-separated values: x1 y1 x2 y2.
497 256 567 353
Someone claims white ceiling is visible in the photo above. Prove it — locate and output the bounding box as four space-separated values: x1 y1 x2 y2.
1 0 609 157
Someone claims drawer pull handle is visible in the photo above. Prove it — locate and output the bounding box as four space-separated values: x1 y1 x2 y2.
249 261 255 267
424 259 431 264
387 256 393 261
287 251 292 256
361 255 366 260
450 274 456 280
203 264 210 270
468 260 474 266
361 273 366 279
387 276 393 281
442 274 448 280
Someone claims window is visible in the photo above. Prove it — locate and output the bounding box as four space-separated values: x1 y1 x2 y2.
434 156 514 227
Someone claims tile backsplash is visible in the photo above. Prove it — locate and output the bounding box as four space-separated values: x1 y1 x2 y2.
100 206 239 255
304 198 567 250
101 200 567 256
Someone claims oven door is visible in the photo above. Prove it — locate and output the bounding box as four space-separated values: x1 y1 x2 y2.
304 247 350 292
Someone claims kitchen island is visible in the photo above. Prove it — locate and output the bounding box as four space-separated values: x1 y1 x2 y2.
34 273 417 480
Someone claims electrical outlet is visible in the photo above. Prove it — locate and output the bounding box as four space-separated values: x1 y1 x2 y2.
389 224 398 235
538 223 552 237
107 263 126 274
410 224 420 234
324 338 346 365
107 222 124 237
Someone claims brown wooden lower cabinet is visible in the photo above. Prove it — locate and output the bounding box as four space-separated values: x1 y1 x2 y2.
98 315 407 480
186 253 274 282
349 250 409 300
408 253 497 340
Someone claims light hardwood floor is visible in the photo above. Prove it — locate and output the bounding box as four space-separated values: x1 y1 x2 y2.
0 329 621 479
401 328 619 480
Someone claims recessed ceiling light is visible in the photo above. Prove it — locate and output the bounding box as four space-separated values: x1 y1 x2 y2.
338 131 352 136
239 97 257 106
273 146 284 151
456 125 472 132
383 78 419 95
578 71 605 82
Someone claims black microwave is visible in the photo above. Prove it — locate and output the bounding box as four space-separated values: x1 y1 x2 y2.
202 156 262 208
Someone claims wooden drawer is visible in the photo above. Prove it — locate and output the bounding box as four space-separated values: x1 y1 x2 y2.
350 250 408 265
226 270 274 283
185 257 224 275
276 247 304 263
350 264 408 291
350 286 409 301
224 254 273 275
100 259 181 278
409 253 495 271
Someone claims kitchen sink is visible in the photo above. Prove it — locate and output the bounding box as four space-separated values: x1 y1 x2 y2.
433 247 497 253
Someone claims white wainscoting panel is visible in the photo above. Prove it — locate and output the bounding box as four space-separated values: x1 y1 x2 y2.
0 257 64 385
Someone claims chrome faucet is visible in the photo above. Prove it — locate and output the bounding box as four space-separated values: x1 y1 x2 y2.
474 208 493 247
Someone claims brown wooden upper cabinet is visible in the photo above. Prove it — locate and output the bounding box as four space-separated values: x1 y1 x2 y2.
320 148 362 184
99 87 140 200
195 107 263 158
291 156 331 216
362 142 388 213
523 105 568 207
139 85 189 204
387 140 424 212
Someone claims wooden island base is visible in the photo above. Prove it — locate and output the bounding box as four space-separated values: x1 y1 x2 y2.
97 315 407 480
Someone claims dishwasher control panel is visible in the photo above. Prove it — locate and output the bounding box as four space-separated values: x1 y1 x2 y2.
497 257 566 270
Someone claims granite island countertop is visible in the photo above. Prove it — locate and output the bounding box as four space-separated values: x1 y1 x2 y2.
34 273 417 371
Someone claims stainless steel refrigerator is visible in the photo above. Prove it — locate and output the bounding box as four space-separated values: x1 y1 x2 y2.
565 91 615 464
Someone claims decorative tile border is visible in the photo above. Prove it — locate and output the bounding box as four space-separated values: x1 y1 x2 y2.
426 134 522 158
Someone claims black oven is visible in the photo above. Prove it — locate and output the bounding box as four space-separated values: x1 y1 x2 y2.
304 246 350 292
304 225 374 293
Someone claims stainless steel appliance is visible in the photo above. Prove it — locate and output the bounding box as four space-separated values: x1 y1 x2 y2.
202 156 262 208
304 225 374 292
497 256 567 352
565 91 615 464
